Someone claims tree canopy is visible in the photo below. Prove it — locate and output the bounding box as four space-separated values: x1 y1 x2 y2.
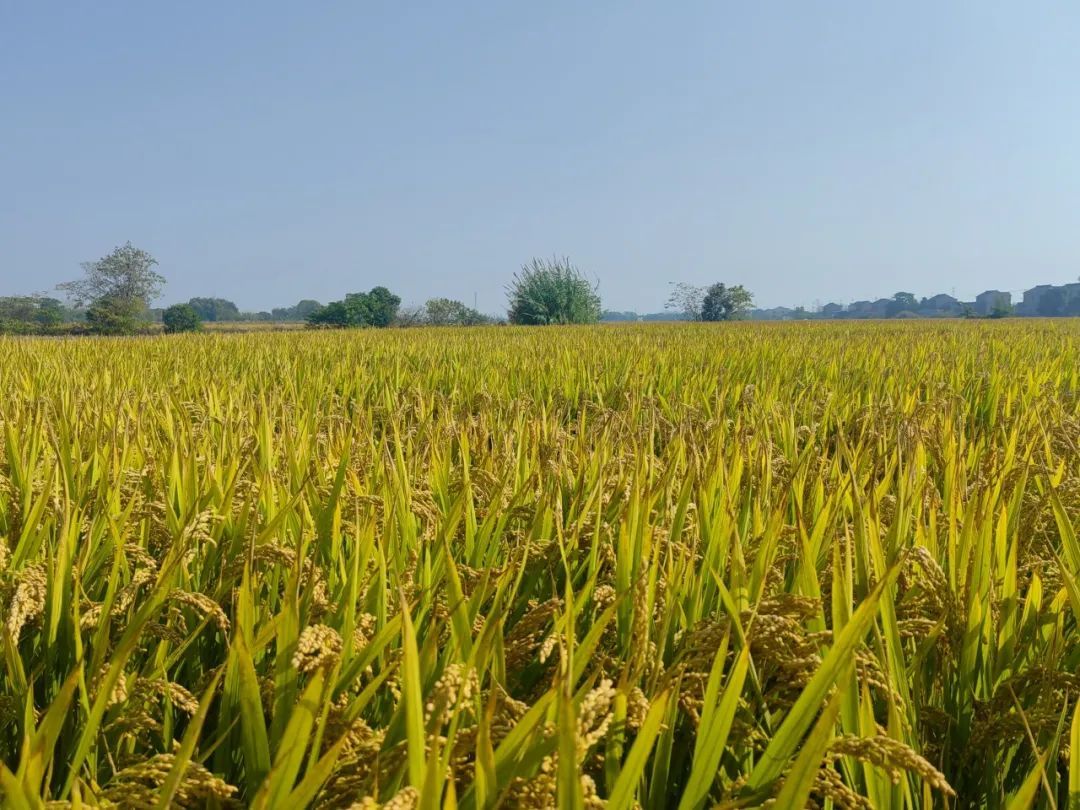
58 243 164 334
58 242 164 308
188 297 240 322
666 283 705 321
163 303 202 333
0 296 68 334
271 299 323 321
424 298 488 326
84 297 144 336
701 283 754 321
307 287 401 329
668 282 754 321
886 292 918 318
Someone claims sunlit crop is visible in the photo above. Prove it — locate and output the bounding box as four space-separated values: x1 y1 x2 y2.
1 321 1079 808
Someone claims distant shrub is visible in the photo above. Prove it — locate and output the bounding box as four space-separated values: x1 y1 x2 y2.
307 287 401 329
162 303 202 334
85 296 147 335
507 257 600 325
423 298 490 326
188 297 240 322
701 283 754 321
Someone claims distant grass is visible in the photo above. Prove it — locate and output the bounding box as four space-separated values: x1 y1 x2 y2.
0 321 1078 808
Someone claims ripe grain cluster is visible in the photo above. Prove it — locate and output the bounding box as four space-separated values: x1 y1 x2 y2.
1 321 1079 808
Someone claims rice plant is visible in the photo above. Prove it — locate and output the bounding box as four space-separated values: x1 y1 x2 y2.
0 320 1078 808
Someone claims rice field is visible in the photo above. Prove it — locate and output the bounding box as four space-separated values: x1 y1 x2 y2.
1 320 1079 809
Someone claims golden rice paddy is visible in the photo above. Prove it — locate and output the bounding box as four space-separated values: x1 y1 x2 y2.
1 320 1079 808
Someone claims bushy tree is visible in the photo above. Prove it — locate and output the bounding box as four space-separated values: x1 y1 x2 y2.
0 298 64 330
425 297 488 326
308 301 351 327
0 296 65 332
367 286 401 327
163 303 202 333
35 297 65 328
294 299 323 320
307 288 401 329
85 296 145 336
507 258 600 325
669 282 754 321
701 283 754 321
342 292 373 325
58 243 164 335
886 292 918 318
188 297 239 322
272 299 324 321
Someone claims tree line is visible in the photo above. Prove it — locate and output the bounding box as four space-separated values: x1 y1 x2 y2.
0 243 755 336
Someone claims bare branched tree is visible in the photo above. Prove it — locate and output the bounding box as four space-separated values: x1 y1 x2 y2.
57 242 165 308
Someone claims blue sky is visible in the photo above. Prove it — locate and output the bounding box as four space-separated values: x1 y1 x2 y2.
2 2 1079 313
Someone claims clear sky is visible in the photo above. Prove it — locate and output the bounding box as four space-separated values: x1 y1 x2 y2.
3 2 1079 314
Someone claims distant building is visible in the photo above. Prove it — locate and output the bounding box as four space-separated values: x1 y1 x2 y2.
1017 285 1054 316
974 290 1011 316
1015 283 1080 316
749 280 1080 321
1063 283 1080 312
919 293 961 315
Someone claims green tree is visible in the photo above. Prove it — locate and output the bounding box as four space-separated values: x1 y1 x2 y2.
293 299 323 320
85 296 145 336
425 297 463 326
307 301 351 327
271 299 323 321
886 292 918 318
306 288 401 329
342 293 373 325
58 243 164 335
425 297 488 326
701 283 754 321
365 286 401 327
0 296 65 332
507 257 600 325
34 297 65 328
162 303 202 333
188 297 239 321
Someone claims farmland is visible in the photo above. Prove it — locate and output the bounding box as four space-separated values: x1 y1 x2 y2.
1 321 1079 808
